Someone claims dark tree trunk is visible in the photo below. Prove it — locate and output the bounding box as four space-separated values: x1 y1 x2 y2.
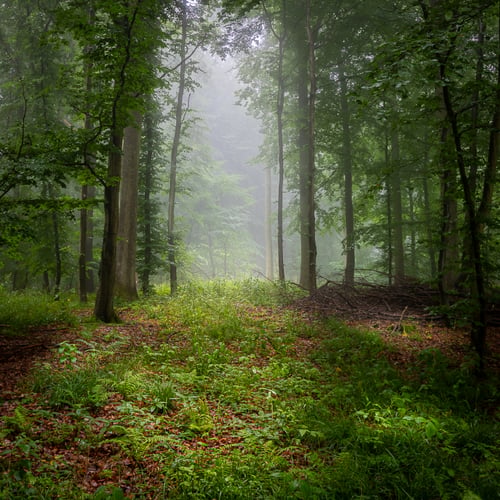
94 131 122 323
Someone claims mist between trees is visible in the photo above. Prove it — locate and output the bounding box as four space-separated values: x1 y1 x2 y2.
0 1 498 364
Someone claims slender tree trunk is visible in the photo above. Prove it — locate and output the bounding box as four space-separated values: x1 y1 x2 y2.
264 166 274 279
461 17 484 284
168 0 188 295
141 111 154 295
51 206 62 296
116 110 142 300
390 122 405 284
407 186 417 276
79 5 96 303
384 125 393 285
276 1 286 282
339 62 355 285
422 145 437 277
79 185 89 303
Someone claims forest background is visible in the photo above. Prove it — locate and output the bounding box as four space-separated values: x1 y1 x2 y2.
0 1 499 498
0 1 499 368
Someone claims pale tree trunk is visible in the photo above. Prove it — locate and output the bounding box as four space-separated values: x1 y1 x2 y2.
168 0 188 295
116 109 142 300
140 111 154 295
264 166 274 279
384 128 393 284
407 186 417 276
339 62 355 285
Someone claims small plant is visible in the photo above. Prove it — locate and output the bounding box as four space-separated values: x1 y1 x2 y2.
148 380 177 414
57 341 79 365
1 405 33 438
180 398 214 435
31 365 109 409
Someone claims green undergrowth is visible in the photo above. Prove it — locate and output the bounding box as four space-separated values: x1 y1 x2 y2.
0 287 77 333
0 280 498 499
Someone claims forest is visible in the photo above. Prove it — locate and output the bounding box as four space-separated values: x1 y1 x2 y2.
0 0 499 498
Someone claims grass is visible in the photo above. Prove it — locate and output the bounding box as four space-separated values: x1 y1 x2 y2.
0 287 77 333
0 279 498 499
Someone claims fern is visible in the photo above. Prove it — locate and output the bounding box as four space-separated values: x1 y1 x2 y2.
1 405 32 437
103 425 172 459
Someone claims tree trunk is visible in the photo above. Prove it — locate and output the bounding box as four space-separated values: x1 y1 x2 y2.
339 63 355 285
168 0 188 296
140 111 154 295
390 122 405 284
384 128 393 284
461 17 484 285
51 207 62 297
264 166 274 279
79 5 96 303
94 130 122 323
407 186 417 276
298 0 317 292
422 147 437 278
116 110 142 301
276 0 286 282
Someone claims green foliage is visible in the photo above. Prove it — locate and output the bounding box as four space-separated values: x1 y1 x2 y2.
31 365 110 410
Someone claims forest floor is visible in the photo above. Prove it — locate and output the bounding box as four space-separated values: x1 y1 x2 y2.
3 281 497 397
293 281 500 373
0 281 499 498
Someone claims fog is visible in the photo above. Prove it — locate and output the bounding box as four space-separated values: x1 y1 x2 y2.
177 54 267 278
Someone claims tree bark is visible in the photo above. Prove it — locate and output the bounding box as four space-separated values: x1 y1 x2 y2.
94 131 122 323
298 0 317 292
116 109 142 301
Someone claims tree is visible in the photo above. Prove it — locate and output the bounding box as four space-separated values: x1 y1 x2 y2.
60 0 166 321
293 0 318 292
137 98 168 295
115 110 142 300
416 0 499 368
167 0 189 296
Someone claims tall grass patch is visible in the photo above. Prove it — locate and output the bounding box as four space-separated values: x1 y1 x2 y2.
0 288 76 333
